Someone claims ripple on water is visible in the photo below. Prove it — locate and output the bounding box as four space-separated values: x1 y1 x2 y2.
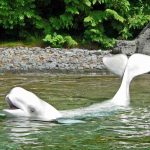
4 118 58 145
0 74 149 149
96 107 150 149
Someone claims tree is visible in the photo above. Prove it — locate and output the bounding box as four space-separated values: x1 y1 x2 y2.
0 0 149 48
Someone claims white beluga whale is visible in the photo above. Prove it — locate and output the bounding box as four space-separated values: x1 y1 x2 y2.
3 53 150 121
3 87 120 121
4 87 62 121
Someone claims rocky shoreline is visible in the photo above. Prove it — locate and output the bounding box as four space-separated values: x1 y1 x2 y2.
0 47 110 73
0 23 149 73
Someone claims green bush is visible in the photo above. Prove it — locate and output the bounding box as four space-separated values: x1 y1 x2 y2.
0 0 149 48
43 33 77 48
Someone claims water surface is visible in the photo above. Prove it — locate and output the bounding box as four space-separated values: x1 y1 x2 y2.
0 73 149 149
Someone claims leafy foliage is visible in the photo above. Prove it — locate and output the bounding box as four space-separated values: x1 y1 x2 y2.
43 34 65 48
0 0 38 28
0 0 149 48
43 33 77 48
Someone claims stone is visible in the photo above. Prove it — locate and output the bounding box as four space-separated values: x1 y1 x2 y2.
112 22 150 55
136 23 150 55
0 46 109 72
90 50 102 56
112 40 137 55
49 62 57 69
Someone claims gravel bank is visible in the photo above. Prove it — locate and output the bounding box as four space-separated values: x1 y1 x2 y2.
0 47 110 73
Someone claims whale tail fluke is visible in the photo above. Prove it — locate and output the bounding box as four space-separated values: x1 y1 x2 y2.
125 54 150 79
103 54 128 77
112 53 150 107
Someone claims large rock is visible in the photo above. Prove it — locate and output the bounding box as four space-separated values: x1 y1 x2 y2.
136 23 150 54
112 22 150 55
112 40 136 55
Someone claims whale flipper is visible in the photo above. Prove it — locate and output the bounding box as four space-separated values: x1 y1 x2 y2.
103 54 128 77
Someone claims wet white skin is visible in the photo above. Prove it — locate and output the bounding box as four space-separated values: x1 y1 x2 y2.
3 87 62 121
103 54 128 77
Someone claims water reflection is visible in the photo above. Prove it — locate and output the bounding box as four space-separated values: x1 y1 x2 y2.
111 108 150 149
118 108 150 138
5 118 57 145
0 74 149 149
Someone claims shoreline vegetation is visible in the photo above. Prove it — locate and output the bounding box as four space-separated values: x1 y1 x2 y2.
0 1 149 73
0 0 149 49
0 39 104 50
0 41 44 48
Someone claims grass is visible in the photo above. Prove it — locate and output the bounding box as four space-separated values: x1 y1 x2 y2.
0 35 45 48
0 40 45 48
0 41 100 50
0 36 103 50
0 41 26 47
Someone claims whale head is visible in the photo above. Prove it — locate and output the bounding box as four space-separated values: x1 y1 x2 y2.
3 87 62 121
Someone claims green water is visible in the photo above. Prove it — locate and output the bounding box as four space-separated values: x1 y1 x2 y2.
0 73 149 150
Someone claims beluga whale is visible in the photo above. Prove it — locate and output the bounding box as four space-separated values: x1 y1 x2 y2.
4 87 62 121
3 53 150 121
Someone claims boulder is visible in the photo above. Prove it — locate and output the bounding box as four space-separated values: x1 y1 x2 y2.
136 23 150 55
112 22 150 55
112 40 136 56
